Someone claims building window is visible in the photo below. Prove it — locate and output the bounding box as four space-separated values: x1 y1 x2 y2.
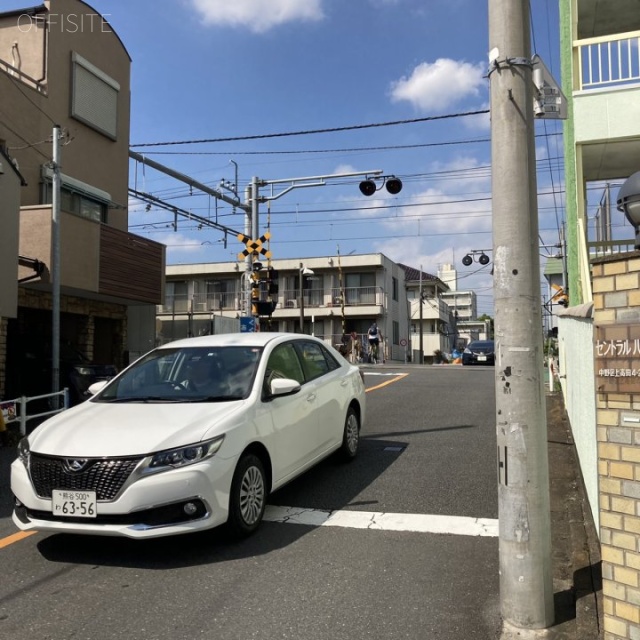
71 52 119 140
42 183 108 222
166 281 188 313
393 321 400 345
392 277 398 301
345 272 376 305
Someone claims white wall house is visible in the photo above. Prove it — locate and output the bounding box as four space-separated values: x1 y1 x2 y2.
159 253 425 362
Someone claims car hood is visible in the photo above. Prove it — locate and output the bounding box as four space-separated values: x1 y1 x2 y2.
27 400 247 458
470 345 493 353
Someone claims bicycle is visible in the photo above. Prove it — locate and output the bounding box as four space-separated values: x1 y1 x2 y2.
368 341 379 364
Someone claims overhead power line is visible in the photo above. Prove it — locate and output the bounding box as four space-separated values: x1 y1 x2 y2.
130 109 491 148
137 130 561 156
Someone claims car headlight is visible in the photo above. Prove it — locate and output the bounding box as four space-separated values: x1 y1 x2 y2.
17 437 30 466
148 436 225 470
74 366 93 376
463 348 471 354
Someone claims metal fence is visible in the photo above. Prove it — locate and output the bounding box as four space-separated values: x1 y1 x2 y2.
2 389 69 436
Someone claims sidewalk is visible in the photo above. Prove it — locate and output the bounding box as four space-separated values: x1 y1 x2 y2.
545 392 602 639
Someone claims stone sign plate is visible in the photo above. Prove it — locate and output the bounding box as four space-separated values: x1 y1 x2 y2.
595 323 640 393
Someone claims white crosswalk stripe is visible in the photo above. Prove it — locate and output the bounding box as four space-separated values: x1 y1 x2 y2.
265 505 498 537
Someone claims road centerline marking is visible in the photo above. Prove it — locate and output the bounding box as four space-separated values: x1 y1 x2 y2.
0 530 38 549
365 372 408 392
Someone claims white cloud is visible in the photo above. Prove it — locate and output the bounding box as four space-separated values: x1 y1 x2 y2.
371 155 494 308
190 0 324 33
389 58 486 112
333 163 359 176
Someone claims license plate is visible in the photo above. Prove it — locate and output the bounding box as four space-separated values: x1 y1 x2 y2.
52 490 97 518
477 355 487 361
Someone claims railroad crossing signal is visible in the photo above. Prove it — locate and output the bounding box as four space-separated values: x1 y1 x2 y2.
237 232 271 260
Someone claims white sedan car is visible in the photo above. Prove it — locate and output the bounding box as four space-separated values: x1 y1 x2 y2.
11 333 365 539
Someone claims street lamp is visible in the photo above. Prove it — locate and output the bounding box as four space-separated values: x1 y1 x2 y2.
617 171 640 248
299 263 314 333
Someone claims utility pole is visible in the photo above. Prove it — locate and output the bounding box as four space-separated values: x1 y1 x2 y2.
419 267 424 364
51 125 61 400
488 0 554 631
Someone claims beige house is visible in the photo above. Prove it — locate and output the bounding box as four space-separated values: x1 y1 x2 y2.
0 0 164 400
399 263 453 361
159 253 446 363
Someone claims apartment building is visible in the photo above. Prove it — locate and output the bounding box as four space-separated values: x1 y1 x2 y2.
559 1 640 637
399 263 453 360
0 0 164 400
158 253 449 363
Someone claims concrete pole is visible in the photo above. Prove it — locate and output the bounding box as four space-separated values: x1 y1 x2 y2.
299 263 305 333
488 0 554 630
51 125 61 398
419 267 424 364
243 184 253 320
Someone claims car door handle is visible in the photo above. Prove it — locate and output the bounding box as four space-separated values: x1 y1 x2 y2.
306 393 316 402
340 380 348 387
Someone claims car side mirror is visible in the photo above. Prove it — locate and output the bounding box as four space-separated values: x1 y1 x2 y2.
269 378 301 397
88 380 109 396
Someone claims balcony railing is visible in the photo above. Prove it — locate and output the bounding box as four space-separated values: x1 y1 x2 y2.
588 239 637 259
577 30 640 91
160 291 239 314
159 286 385 314
0 59 47 93
281 286 383 309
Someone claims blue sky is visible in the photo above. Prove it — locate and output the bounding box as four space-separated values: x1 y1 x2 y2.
80 0 564 315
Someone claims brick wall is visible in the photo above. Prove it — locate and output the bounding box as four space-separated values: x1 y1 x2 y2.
594 253 640 639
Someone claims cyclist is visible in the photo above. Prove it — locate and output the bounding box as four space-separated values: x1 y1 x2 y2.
367 322 381 363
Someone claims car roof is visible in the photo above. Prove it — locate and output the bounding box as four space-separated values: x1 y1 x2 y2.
469 340 494 346
156 332 322 351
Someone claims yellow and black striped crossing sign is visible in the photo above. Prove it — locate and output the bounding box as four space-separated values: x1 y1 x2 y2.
237 232 272 260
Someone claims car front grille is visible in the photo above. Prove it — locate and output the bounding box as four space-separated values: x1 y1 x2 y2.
29 454 144 501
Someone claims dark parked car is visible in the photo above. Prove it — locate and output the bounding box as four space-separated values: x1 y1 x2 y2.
20 344 117 406
462 340 495 366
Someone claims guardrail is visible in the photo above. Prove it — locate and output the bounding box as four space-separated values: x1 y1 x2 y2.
1 389 69 437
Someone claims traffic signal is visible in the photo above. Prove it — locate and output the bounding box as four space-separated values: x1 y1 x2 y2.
256 301 277 316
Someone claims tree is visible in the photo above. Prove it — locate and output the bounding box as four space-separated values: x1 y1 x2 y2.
478 314 494 339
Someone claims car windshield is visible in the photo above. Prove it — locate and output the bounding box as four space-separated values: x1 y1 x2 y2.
470 341 494 350
94 346 263 403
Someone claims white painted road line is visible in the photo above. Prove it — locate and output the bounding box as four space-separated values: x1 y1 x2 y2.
363 372 405 376
265 506 499 537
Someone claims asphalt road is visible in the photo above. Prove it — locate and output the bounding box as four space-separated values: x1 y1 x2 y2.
0 364 501 640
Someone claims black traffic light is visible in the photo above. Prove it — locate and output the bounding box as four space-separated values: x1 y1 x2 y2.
359 179 377 196
256 301 277 316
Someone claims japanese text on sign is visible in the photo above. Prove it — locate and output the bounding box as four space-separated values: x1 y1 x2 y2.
595 324 640 393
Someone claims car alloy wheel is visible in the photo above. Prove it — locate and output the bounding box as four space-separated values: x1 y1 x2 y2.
340 407 360 460
228 453 266 536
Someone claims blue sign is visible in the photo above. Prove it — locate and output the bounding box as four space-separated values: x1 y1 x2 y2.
240 317 257 333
